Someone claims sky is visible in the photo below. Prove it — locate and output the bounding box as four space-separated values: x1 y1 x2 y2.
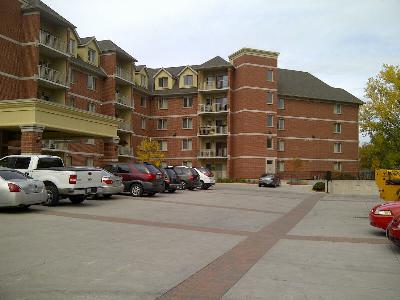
45 0 399 102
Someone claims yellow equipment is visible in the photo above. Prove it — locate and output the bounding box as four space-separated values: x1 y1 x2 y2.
375 169 400 202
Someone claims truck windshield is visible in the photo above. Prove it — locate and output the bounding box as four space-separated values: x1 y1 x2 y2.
36 157 64 169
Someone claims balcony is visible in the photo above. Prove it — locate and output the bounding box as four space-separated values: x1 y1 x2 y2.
38 65 67 88
39 30 68 57
118 146 134 157
115 94 134 110
118 122 133 132
42 140 69 152
115 66 134 85
198 149 227 159
198 103 228 114
199 80 229 92
198 125 228 136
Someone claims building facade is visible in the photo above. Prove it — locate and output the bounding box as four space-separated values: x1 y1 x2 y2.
0 0 362 179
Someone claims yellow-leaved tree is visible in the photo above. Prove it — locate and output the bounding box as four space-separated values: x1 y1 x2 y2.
135 138 165 167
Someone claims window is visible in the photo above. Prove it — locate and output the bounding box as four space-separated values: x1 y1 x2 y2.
183 96 193 108
87 75 96 90
159 140 168 151
140 96 147 107
117 164 130 173
266 92 273 104
334 122 342 133
141 117 146 129
160 161 167 168
267 136 273 149
183 75 193 86
182 118 193 129
68 68 75 84
182 139 192 150
157 119 167 130
67 96 75 108
278 98 285 109
183 161 192 167
334 142 342 153
267 115 274 127
140 74 147 87
334 162 342 171
278 140 285 151
87 102 96 112
88 48 96 64
334 103 342 114
68 39 76 55
14 157 31 169
267 70 274 81
158 98 168 109
158 77 168 88
216 75 228 89
278 118 285 130
86 157 94 167
278 161 285 172
86 138 95 145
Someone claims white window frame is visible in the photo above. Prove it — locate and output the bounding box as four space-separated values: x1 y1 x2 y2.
266 115 274 127
87 75 96 90
278 140 285 151
334 122 342 133
183 96 193 108
266 136 273 149
159 140 168 151
334 142 342 153
141 117 146 129
183 74 193 86
140 96 147 108
266 92 273 104
278 161 285 172
157 119 167 130
158 98 168 109
182 117 193 129
278 118 285 130
159 77 168 88
68 39 76 55
68 68 75 84
88 48 96 64
86 157 94 167
182 138 192 151
278 98 285 109
85 138 95 145
334 161 342 171
267 69 274 81
334 103 342 114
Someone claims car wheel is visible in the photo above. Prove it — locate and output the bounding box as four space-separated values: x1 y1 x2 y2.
44 183 59 206
202 185 210 190
258 183 262 187
181 181 187 190
200 180 205 189
168 189 176 193
103 194 112 199
130 183 143 197
69 195 86 204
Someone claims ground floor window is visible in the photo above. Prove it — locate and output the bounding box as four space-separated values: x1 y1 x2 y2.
278 161 285 172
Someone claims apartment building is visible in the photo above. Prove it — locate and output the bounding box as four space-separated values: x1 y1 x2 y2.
0 0 362 179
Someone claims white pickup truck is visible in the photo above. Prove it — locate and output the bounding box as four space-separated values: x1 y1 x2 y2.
0 155 102 206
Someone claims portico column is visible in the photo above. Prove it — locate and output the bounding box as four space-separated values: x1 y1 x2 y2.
20 125 45 155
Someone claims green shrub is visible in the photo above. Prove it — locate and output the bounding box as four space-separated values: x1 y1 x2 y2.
312 181 325 191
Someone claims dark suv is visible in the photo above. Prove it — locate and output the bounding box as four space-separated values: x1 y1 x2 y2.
162 167 182 193
173 166 200 190
103 162 164 197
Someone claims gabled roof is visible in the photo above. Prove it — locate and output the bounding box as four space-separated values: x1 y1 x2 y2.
22 0 76 28
278 69 363 104
69 57 107 78
79 36 96 46
177 65 198 77
152 67 173 79
98 40 137 62
135 65 146 72
197 56 231 70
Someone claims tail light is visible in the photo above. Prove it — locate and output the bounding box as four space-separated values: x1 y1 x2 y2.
69 174 77 184
144 173 156 181
8 183 21 192
102 177 113 185
188 175 194 181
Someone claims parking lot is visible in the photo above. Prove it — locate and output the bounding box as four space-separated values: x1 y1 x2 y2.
0 184 399 300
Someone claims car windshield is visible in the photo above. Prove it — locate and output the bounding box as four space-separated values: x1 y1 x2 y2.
0 170 28 181
145 164 160 174
261 174 274 178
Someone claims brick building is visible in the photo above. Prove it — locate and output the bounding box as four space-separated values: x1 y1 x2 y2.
0 0 362 179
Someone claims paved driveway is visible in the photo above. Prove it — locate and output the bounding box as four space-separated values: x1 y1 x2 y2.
0 184 399 299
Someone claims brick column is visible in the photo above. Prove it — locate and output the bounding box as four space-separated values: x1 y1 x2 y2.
101 136 120 164
20 125 45 154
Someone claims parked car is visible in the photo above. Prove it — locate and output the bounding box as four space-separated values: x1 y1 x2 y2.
103 162 164 197
0 168 47 208
369 202 400 230
92 169 124 199
0 155 102 206
258 173 281 187
162 167 182 193
387 214 400 247
194 167 215 190
173 166 200 190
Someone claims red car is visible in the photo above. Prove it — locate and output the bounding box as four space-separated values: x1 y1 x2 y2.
369 202 400 230
387 215 400 247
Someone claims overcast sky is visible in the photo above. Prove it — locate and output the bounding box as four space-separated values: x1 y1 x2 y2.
45 0 399 101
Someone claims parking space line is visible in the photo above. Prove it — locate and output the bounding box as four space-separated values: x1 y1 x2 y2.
284 234 390 244
156 193 323 300
142 198 286 215
36 210 252 237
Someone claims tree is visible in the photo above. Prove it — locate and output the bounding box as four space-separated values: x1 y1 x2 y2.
360 64 400 169
135 138 165 167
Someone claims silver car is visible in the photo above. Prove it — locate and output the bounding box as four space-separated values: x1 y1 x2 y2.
94 170 124 199
0 168 47 208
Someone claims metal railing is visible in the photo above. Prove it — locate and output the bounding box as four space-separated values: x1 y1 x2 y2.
118 122 133 132
198 149 228 158
38 65 66 85
115 94 134 108
39 30 67 53
115 66 133 82
118 146 133 156
198 125 228 136
201 80 229 90
198 103 228 113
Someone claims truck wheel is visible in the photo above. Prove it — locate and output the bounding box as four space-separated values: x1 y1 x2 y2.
130 183 143 197
69 195 85 204
44 183 59 206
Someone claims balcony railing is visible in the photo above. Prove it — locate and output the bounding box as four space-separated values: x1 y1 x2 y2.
42 140 68 151
198 125 228 136
118 122 133 132
115 94 134 108
115 66 133 83
198 149 227 158
118 146 133 156
199 103 228 113
38 65 66 85
39 30 67 54
201 80 229 91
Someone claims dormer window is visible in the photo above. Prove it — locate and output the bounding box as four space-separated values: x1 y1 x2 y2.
159 77 168 88
183 75 193 86
88 48 96 64
140 74 147 87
